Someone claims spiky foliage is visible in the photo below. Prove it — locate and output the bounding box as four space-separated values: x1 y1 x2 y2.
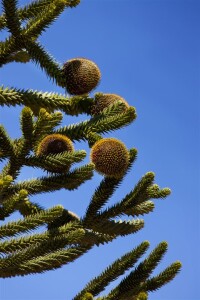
90 138 130 178
0 0 181 299
63 58 101 95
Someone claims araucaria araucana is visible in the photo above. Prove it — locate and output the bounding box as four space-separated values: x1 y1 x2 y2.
0 1 181 299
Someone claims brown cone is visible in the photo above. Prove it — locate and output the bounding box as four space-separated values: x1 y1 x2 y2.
90 138 129 178
37 134 74 156
63 58 101 95
91 93 129 115
36 134 74 173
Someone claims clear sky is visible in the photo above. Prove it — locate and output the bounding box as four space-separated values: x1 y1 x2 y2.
0 0 199 299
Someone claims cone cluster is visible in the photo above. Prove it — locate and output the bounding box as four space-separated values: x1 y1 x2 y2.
61 58 131 177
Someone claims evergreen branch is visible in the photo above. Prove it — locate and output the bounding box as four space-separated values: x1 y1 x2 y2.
92 107 136 134
83 149 138 226
80 231 115 247
0 205 64 239
86 132 102 148
0 86 25 106
142 261 182 292
2 0 21 37
17 198 44 217
2 159 21 181
64 95 93 116
0 86 93 115
0 175 16 204
91 218 144 236
25 150 86 171
17 200 43 217
147 185 171 199
83 177 123 226
23 38 65 86
56 119 90 141
73 241 150 300
6 163 94 196
126 201 155 217
0 0 80 31
0 189 31 220
47 215 118 248
0 224 113 256
0 245 91 277
135 292 148 300
0 163 12 179
0 221 81 254
0 35 22 66
0 0 52 30
0 195 19 220
2 137 33 179
0 1 81 68
0 175 13 188
6 49 31 63
23 0 78 40
0 0 180 294
0 14 6 30
32 109 63 144
56 107 136 141
81 293 94 300
0 229 85 271
104 261 181 300
20 107 34 141
120 172 155 207
0 125 14 156
47 209 80 230
106 242 168 299
4 108 35 178
100 172 155 220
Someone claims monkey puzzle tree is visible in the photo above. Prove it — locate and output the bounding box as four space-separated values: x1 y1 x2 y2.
0 1 181 299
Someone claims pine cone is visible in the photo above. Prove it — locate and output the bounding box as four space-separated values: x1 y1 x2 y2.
90 138 129 178
36 134 74 173
91 93 129 115
37 134 74 155
63 58 101 95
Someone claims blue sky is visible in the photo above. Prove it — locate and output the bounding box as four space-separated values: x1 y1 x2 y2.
0 0 199 299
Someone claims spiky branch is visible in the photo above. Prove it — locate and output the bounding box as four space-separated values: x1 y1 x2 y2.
0 0 181 299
